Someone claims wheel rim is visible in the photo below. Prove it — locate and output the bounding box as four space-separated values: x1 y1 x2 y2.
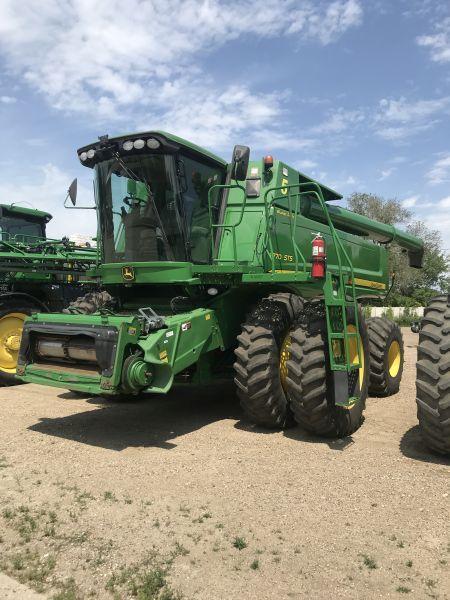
347 324 365 390
388 340 401 378
0 312 27 374
279 332 291 392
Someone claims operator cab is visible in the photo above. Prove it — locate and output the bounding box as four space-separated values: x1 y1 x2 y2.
77 132 228 265
0 205 51 244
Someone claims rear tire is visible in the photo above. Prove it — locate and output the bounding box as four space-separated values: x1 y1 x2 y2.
0 304 37 386
367 317 404 396
416 295 450 455
233 293 303 428
286 306 369 437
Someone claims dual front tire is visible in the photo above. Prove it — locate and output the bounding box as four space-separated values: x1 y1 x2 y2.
234 294 370 437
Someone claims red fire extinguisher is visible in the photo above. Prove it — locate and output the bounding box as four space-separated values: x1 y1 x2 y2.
311 233 326 278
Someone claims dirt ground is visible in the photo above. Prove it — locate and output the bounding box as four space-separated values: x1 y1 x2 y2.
0 328 448 600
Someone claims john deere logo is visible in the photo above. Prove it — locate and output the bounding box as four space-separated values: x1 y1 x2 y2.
122 266 135 281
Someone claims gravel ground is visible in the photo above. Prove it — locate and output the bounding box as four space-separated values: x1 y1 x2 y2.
0 328 448 600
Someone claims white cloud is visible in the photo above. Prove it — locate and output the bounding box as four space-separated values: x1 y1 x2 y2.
296 159 318 171
438 195 450 208
375 96 450 140
0 95 16 104
0 0 363 148
402 195 419 208
427 154 450 185
417 17 450 63
310 108 364 135
378 167 395 181
0 164 95 239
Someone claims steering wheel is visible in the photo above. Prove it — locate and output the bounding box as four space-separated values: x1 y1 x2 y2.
123 196 147 207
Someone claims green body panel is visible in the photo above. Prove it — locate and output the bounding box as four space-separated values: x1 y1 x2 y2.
19 131 424 398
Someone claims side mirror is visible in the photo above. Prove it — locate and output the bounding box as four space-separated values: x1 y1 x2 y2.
231 145 250 181
68 178 78 205
66 178 78 206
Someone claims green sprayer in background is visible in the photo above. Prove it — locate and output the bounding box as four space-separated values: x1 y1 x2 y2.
0 203 96 384
17 131 424 438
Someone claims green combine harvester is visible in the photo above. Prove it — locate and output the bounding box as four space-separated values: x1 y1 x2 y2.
17 131 425 437
0 203 96 384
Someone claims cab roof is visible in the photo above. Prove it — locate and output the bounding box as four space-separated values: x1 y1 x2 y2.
0 204 52 221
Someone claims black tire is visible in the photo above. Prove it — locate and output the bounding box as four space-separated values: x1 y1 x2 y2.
416 295 450 455
286 306 369 437
233 293 304 428
0 304 37 386
367 317 404 396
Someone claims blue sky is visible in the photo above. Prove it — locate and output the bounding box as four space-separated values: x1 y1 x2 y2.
0 0 450 247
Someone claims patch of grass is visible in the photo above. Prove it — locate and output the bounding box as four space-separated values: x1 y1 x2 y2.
43 525 56 538
361 554 377 570
396 586 411 594
52 577 79 600
232 537 247 551
107 557 182 600
250 559 260 570
103 491 117 502
406 560 413 568
75 490 94 507
2 507 13 519
0 456 8 468
2 549 56 593
173 542 189 557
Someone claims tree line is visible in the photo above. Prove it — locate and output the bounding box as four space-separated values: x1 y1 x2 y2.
347 193 449 307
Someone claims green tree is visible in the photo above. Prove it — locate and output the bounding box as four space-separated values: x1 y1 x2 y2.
347 192 449 306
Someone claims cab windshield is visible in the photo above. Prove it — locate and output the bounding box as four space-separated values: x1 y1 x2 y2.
0 213 45 242
96 153 224 264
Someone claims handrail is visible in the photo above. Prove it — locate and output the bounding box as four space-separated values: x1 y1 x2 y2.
263 182 361 370
207 183 246 266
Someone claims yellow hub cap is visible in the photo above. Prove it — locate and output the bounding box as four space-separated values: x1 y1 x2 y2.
347 324 365 390
388 340 401 378
279 333 291 391
0 312 27 374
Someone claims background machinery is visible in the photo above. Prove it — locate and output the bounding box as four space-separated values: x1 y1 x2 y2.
0 203 96 384
17 131 423 437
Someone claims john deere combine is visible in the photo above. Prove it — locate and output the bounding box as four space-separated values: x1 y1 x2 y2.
0 203 96 384
17 132 424 437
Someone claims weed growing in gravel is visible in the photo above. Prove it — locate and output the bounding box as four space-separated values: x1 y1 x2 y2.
0 456 8 468
396 586 411 593
1 549 56 593
106 554 183 600
52 577 80 600
397 540 405 548
233 537 247 550
173 542 189 557
361 555 377 570
250 559 260 570
405 560 413 568
103 491 117 502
